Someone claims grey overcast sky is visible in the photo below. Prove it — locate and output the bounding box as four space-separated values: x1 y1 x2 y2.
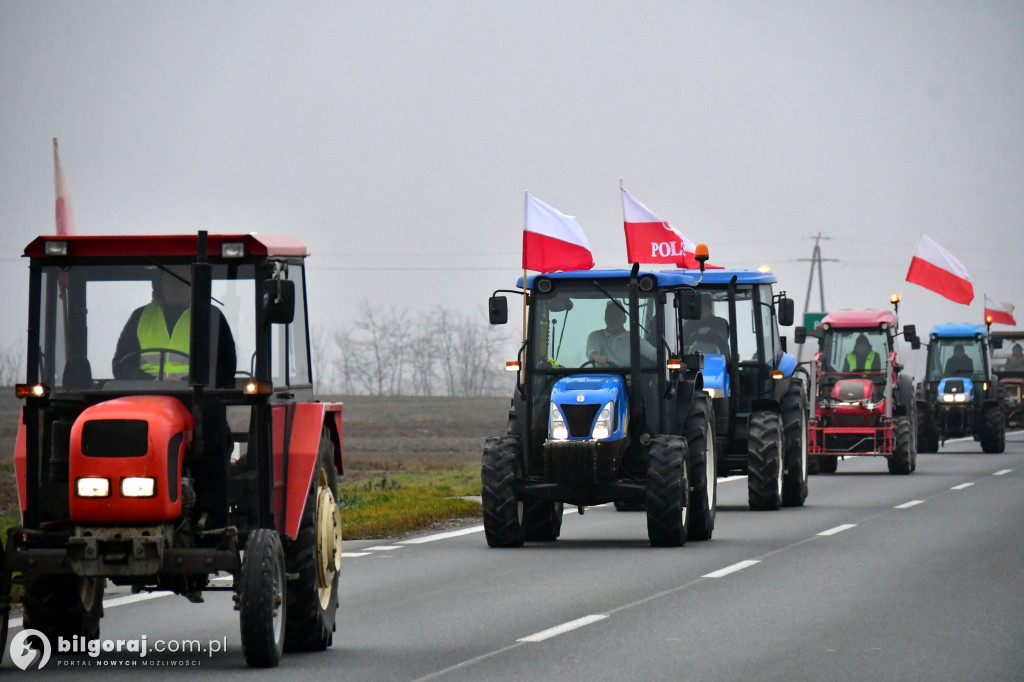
1 1 1022 368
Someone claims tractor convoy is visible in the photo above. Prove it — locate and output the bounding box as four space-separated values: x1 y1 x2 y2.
2 226 1019 667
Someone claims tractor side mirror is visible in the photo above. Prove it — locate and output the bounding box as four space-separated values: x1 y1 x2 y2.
794 326 807 344
677 289 701 320
263 278 295 325
903 324 921 350
777 297 795 326
489 295 508 325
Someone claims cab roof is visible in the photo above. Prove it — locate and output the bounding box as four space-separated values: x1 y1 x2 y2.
930 323 988 339
518 269 699 289
673 269 777 285
24 234 308 259
822 309 898 329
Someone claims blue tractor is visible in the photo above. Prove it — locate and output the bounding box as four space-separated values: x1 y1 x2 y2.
916 324 1005 453
483 265 716 547
676 269 808 510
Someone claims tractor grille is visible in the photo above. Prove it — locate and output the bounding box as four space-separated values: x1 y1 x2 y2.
560 404 601 438
943 379 966 394
543 440 621 486
81 419 149 458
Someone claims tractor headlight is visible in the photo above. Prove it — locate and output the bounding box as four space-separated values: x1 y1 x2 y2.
941 394 954 403
591 401 614 440
954 393 967 403
76 477 111 498
549 402 568 441
121 477 156 498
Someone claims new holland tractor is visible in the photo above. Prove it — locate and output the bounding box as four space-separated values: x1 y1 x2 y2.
483 264 716 547
916 324 1005 453
793 310 917 474
1 232 343 668
676 269 807 510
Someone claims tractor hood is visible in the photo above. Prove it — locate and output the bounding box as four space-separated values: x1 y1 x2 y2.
937 377 974 403
548 374 628 442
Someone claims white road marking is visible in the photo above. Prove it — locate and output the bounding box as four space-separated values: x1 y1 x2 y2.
517 615 608 643
994 469 1012 476
950 482 975 490
366 545 403 551
818 523 857 536
719 475 746 483
400 526 485 544
703 559 760 578
894 500 924 509
344 552 372 558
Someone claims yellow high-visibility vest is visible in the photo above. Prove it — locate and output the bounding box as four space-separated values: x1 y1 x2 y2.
136 303 190 377
846 350 878 371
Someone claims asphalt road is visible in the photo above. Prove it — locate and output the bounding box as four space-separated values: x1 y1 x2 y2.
6 433 1024 680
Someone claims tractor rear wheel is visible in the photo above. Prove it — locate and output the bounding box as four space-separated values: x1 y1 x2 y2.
747 411 783 511
284 428 341 652
524 500 563 541
980 404 1006 453
482 436 525 547
239 528 287 668
917 403 939 453
22 575 103 643
646 435 689 547
684 394 716 541
781 380 809 507
818 455 838 473
888 417 913 475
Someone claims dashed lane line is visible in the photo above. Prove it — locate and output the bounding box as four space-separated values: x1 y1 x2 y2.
702 559 760 578
994 469 1012 476
950 482 975 490
894 500 925 509
517 615 609 643
817 523 857 536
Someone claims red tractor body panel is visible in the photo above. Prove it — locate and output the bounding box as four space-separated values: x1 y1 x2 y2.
24 233 308 259
68 396 193 523
822 309 898 329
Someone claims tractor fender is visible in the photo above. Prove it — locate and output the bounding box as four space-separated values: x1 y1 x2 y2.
273 402 343 541
775 353 798 378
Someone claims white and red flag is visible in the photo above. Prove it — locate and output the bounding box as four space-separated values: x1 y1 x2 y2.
984 295 1016 326
621 183 703 267
904 234 973 305
522 192 594 273
53 137 78 236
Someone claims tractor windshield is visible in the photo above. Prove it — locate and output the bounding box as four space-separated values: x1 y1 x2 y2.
992 335 1024 374
530 283 659 370
927 338 986 382
821 329 888 375
30 261 307 393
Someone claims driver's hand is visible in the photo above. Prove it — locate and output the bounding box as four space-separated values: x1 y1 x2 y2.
591 353 608 364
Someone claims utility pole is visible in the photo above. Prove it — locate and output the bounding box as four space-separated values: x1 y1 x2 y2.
794 233 838 362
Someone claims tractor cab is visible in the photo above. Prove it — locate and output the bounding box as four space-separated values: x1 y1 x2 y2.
485 267 717 547
4 233 344 667
991 331 1024 428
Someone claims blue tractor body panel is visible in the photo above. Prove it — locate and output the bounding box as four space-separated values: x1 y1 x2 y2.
549 374 628 442
777 353 798 377
930 323 988 339
519 269 700 289
937 377 975 402
702 353 730 397
675 269 778 285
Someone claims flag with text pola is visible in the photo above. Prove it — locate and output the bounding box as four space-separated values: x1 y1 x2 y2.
621 184 702 267
905 233 973 305
522 192 594 272
53 137 78 236
984 295 1016 326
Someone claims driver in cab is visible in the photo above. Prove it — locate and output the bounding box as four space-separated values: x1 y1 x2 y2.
586 301 655 367
113 267 236 386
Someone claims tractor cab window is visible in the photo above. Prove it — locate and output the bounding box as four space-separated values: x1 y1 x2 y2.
530 284 659 370
270 262 311 389
992 337 1024 373
35 263 256 393
928 338 986 382
758 285 780 363
682 287 758 361
822 330 887 375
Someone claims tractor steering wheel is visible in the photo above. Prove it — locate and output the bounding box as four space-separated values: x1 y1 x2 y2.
114 348 190 380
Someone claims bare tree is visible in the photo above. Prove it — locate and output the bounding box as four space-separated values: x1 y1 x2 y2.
0 340 24 386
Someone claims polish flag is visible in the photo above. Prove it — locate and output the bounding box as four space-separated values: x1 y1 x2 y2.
905 234 973 305
984 295 1016 326
53 137 78 236
621 184 700 267
522 192 594 273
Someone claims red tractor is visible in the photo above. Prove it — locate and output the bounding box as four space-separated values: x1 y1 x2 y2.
991 330 1024 429
794 309 918 474
1 232 343 668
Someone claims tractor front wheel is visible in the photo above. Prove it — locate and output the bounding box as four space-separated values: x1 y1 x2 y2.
22 575 103 643
684 394 716 541
524 500 563 541
917 403 939 453
239 529 287 668
482 436 525 547
747 411 783 510
888 416 913 475
646 435 689 547
980 404 1006 453
781 380 809 507
284 429 341 652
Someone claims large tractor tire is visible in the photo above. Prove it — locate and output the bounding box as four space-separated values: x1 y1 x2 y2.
917 403 939 453
684 394 716 541
22 575 103 643
780 380 809 507
888 416 913 475
482 436 525 547
284 429 341 652
747 411 783 511
807 455 821 476
646 435 689 547
980 404 1006 453
818 455 838 473
524 500 563 541
613 499 645 512
239 528 287 668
